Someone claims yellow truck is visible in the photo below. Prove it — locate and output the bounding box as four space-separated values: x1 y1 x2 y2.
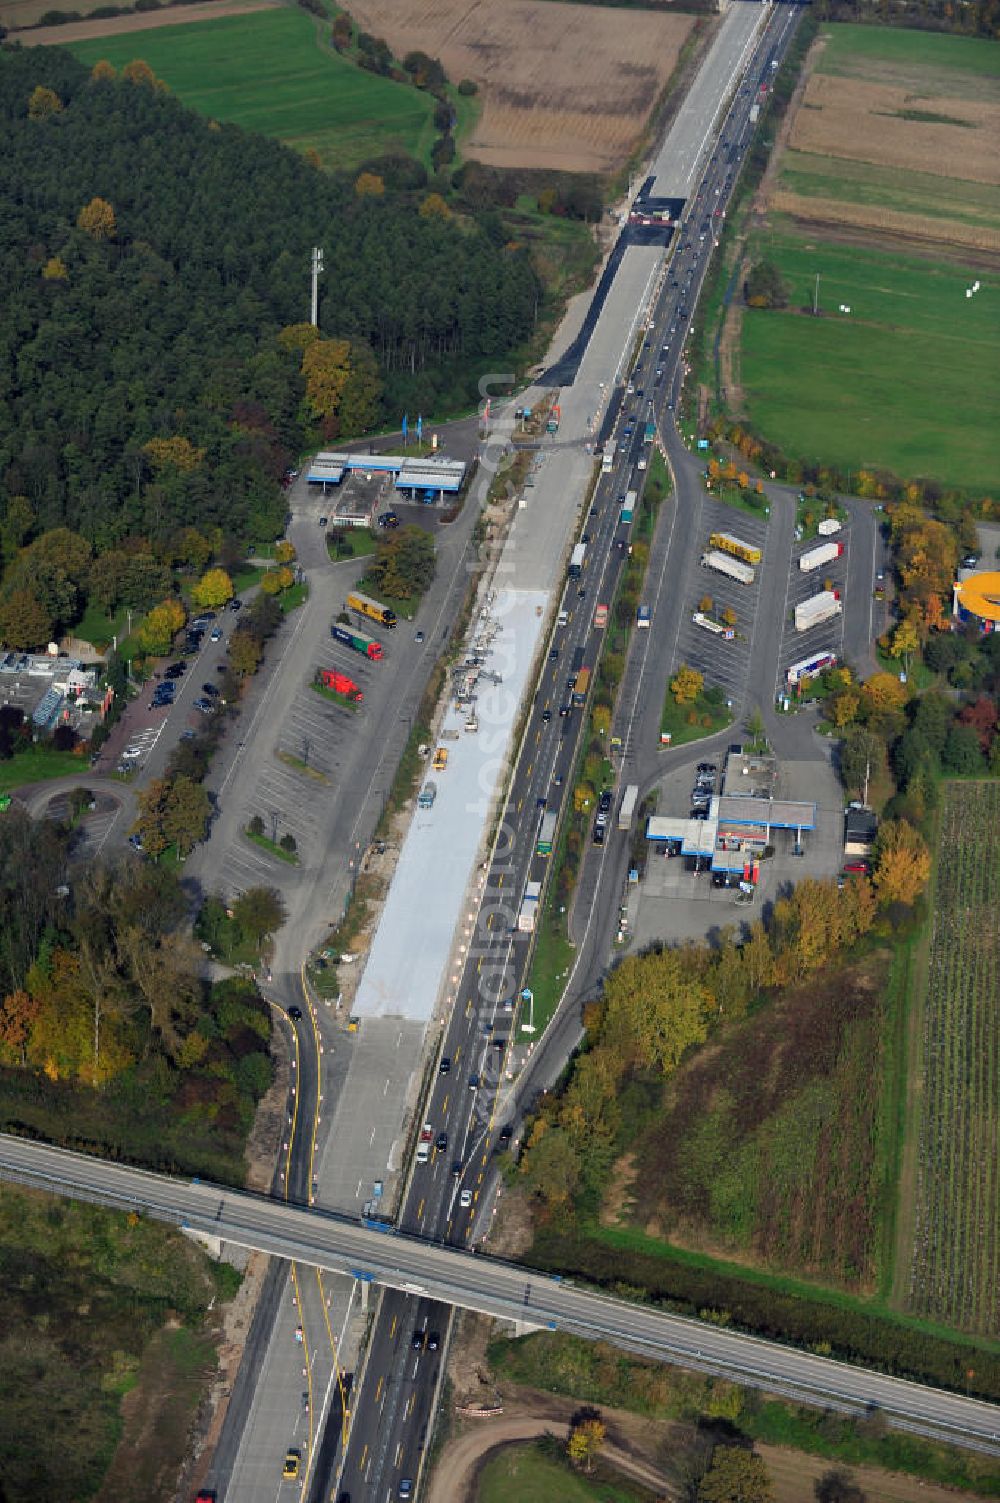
432 747 449 772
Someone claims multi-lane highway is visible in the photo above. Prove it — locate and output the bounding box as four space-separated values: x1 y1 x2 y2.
1 1135 996 1461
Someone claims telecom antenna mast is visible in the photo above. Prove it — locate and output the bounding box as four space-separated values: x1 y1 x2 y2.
310 246 324 328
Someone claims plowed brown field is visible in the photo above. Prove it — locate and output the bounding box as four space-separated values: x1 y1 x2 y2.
344 0 695 172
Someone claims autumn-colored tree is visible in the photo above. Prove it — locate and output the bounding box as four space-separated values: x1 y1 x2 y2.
41 256 68 281
567 1414 606 1472
136 597 185 656
722 606 737 627
830 690 860 729
90 59 117 81
698 1445 773 1502
277 321 320 354
0 587 53 650
671 664 704 705
354 172 385 197
122 58 159 88
28 85 62 119
0 989 40 1066
229 628 263 677
957 694 997 752
191 567 234 609
859 672 907 726
889 618 919 662
519 1119 581 1208
260 565 294 596
274 540 296 564
302 336 352 419
873 820 931 907
143 435 205 473
419 192 451 220
592 703 611 735
573 780 595 813
699 594 714 614
601 949 710 1075
77 196 117 241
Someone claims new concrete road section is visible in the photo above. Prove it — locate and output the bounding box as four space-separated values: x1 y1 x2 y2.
1 1136 996 1457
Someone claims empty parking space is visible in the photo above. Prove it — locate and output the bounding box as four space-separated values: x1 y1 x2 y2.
673 500 768 698
776 525 850 695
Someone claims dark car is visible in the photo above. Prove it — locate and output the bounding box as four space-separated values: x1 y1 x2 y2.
451 1159 462 1177
201 682 220 698
164 663 185 679
541 708 552 722
439 1056 451 1074
288 1006 303 1021
427 1331 440 1352
498 1123 513 1145
436 1131 448 1152
411 1331 425 1352
193 697 214 714
228 597 243 612
548 648 559 661
378 511 399 528
559 705 571 717
598 790 613 814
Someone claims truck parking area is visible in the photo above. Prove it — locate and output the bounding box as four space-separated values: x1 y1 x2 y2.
776 521 851 695
673 500 769 706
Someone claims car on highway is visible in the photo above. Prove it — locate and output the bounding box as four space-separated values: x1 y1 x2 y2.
288 1006 303 1022
399 1482 413 1500
451 1159 462 1177
498 1124 513 1147
559 705 571 717
411 1330 425 1351
435 1132 448 1153
460 1188 473 1208
439 1056 451 1074
548 648 559 661
282 1449 300 1480
541 708 552 722
468 1073 480 1091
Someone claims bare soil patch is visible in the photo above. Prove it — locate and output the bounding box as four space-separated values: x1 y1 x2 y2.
343 0 694 173
17 0 278 46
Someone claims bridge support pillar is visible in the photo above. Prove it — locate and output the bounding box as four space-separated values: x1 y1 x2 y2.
359 1280 369 1313
183 1227 223 1260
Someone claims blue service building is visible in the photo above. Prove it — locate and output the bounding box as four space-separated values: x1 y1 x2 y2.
306 451 466 503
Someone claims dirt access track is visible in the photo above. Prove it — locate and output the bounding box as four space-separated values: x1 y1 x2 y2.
428 1389 995 1503
344 0 696 174
14 0 278 46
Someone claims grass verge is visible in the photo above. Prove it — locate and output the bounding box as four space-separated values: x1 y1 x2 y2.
244 828 299 864
0 745 88 792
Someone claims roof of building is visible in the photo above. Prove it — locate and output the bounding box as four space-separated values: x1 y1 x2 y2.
845 807 878 842
307 452 466 491
717 794 816 831
955 570 1000 625
306 456 346 484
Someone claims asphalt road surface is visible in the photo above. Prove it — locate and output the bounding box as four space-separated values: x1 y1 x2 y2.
1 1136 996 1460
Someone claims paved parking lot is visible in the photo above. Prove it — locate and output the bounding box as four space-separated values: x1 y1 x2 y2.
672 498 769 703
775 523 851 693
626 746 845 947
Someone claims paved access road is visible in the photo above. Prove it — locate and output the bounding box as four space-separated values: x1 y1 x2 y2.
1 1135 996 1458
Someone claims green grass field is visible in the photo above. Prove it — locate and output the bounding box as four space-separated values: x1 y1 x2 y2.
816 21 1000 80
67 9 437 170
739 231 1000 489
476 1441 651 1503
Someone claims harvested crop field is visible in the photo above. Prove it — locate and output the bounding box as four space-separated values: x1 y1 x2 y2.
342 0 696 173
769 25 1000 254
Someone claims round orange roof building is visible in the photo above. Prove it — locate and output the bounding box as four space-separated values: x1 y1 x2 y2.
954 570 1000 629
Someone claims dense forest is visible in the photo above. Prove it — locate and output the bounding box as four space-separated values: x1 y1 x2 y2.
0 46 538 552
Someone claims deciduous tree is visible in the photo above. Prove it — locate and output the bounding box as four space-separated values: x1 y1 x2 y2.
229 628 263 677
671 664 703 705
77 195 116 240
28 85 62 118
233 885 286 949
0 587 53 649
136 597 185 656
698 1445 773 1503
191 567 234 609
873 820 931 907
566 1413 606 1472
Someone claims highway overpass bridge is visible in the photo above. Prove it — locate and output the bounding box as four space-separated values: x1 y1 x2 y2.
1 1136 997 1457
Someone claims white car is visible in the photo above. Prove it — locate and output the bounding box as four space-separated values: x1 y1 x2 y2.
460 1189 473 1209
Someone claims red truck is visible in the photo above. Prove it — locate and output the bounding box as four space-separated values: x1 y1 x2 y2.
320 668 363 703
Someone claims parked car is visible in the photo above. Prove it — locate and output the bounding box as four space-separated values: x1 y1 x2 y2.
193 697 214 714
